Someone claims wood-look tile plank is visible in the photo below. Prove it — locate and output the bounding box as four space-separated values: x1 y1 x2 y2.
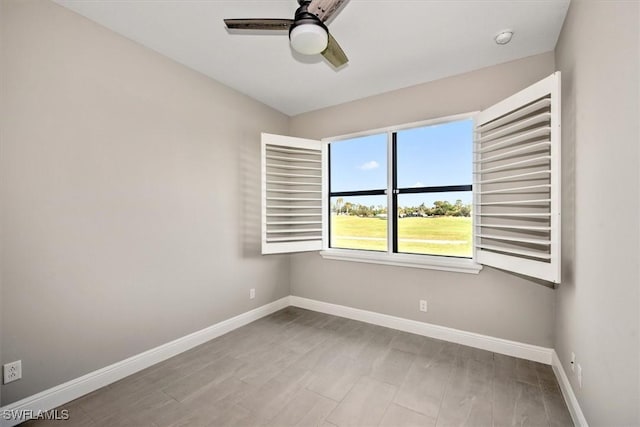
327 323 374 360
495 352 517 381
436 341 461 365
233 343 302 386
107 344 232 399
320 315 353 332
379 403 437 427
458 345 494 364
162 356 246 402
91 412 158 427
79 388 175 423
87 390 175 425
280 322 334 354
416 337 447 361
542 390 574 427
394 353 454 418
184 376 252 408
237 367 315 421
493 377 548 426
205 402 266 427
370 348 415 386
267 388 337 427
435 358 493 426
351 328 394 371
325 376 396 427
290 308 333 328
536 363 563 396
288 339 339 371
267 307 304 325
147 395 208 427
514 358 540 386
389 331 429 355
307 353 368 401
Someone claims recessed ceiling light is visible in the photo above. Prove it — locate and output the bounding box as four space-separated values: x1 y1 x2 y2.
495 30 514 45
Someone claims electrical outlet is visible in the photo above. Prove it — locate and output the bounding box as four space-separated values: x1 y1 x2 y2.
570 352 575 372
249 288 255 299
419 299 428 312
576 363 582 388
3 361 22 384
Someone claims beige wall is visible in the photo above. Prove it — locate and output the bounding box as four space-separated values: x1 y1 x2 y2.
0 0 290 405
554 1 640 425
0 0 4 407
289 53 558 347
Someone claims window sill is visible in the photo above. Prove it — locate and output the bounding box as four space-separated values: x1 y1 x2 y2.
319 249 483 274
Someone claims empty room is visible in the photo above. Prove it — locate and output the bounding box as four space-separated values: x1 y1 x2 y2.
0 0 638 426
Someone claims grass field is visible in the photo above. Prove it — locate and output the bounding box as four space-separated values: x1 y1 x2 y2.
331 215 472 257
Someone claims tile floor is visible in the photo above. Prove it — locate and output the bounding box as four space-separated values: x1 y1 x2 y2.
24 307 573 426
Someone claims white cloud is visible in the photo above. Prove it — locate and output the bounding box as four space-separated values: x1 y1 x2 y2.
412 181 424 187
359 160 379 170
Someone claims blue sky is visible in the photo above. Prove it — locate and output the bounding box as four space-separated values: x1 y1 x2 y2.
330 119 473 208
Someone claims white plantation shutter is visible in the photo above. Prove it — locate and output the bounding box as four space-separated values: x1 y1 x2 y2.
261 133 325 254
474 72 561 283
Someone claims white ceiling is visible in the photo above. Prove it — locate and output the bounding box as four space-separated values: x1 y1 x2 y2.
54 0 570 116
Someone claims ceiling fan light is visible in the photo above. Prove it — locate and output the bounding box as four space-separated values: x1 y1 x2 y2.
289 23 328 55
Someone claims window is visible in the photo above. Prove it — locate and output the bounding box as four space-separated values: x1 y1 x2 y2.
261 72 561 283
329 133 388 252
329 119 473 258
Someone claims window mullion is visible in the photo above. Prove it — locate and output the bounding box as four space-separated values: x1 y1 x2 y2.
387 132 397 254
389 132 397 254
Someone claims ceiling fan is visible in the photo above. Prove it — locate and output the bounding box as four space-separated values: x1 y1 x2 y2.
224 0 349 68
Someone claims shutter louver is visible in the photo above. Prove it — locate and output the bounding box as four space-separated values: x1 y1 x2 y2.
474 73 561 283
262 133 324 254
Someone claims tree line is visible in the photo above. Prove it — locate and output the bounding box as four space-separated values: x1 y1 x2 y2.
332 198 472 218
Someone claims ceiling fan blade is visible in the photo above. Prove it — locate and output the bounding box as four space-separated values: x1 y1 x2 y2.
224 19 294 31
308 0 349 22
322 33 348 68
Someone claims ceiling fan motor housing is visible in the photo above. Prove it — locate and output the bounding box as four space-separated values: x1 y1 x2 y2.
289 1 329 55
290 1 328 38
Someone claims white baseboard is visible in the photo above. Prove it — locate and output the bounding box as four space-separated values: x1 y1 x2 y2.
0 296 290 427
552 350 588 427
289 296 554 365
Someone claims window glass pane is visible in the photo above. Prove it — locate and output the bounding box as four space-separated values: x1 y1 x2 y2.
396 119 473 188
331 195 387 252
330 133 387 192
397 192 472 258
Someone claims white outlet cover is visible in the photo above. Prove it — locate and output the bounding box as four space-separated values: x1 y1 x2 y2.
3 360 22 384
419 300 428 312
249 288 255 299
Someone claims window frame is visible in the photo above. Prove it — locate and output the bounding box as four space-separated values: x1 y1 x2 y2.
320 112 483 274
